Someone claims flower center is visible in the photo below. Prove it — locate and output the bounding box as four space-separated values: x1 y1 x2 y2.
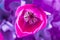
24 11 38 25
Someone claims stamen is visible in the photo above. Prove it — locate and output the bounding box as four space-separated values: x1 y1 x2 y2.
24 11 38 24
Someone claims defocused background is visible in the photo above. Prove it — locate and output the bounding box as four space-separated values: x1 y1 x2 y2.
0 0 60 40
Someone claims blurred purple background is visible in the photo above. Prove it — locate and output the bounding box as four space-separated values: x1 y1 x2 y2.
0 0 60 40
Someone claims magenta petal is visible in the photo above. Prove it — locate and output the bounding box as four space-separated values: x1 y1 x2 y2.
15 4 47 37
0 32 4 40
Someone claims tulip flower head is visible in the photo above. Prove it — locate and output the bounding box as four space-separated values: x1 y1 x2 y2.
15 4 47 38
